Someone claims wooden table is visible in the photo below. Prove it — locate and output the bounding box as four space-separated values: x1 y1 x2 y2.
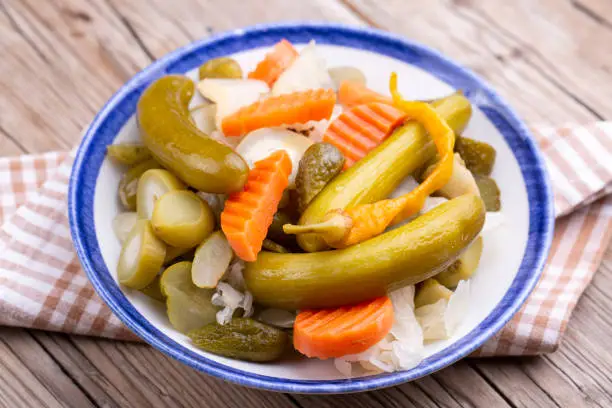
1 1 612 406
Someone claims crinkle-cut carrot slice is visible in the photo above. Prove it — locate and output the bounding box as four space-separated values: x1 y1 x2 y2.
247 39 299 86
293 296 394 359
323 102 406 168
221 150 292 262
221 88 336 136
338 80 392 108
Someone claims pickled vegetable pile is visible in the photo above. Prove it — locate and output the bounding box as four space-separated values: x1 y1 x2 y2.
108 39 502 374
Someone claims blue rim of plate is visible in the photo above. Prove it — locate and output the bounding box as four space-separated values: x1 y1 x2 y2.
68 22 554 394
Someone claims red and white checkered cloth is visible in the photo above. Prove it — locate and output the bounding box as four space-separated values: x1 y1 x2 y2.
1 122 612 354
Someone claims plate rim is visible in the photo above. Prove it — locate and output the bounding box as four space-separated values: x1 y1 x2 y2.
68 21 555 394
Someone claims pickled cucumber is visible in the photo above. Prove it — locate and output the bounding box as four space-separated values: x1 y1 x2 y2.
297 92 472 252
161 261 218 333
454 135 496 175
138 75 249 193
199 57 243 80
435 236 483 289
266 211 299 250
188 318 288 362
117 220 166 290
262 239 289 253
137 169 185 220
118 159 161 210
415 278 453 308
140 276 165 302
474 174 501 212
164 245 194 265
245 194 485 310
295 143 345 213
107 143 151 166
151 190 215 248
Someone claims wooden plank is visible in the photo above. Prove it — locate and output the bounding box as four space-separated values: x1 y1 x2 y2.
106 0 363 59
342 0 602 124
0 0 152 151
0 129 27 156
34 332 298 408
457 0 612 119
0 327 93 408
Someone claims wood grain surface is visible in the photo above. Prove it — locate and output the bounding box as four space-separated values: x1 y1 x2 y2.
1 0 611 407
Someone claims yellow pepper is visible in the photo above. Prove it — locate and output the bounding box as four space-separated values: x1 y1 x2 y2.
283 73 455 248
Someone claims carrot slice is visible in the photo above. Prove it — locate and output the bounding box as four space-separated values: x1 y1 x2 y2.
323 102 407 168
248 39 299 86
293 296 394 359
221 88 336 136
221 150 292 261
338 80 392 108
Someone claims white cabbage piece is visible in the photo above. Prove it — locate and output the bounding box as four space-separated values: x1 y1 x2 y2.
211 281 254 325
235 128 313 187
272 41 333 96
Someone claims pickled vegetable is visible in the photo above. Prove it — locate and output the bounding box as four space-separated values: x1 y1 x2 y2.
112 212 138 243
161 261 218 333
190 103 217 135
151 190 215 248
118 159 161 210
328 66 366 89
295 143 345 213
454 135 496 175
436 236 483 289
423 153 479 199
197 78 269 130
262 239 288 253
266 211 299 250
245 194 485 310
188 318 288 362
136 169 185 220
107 143 151 166
415 278 453 308
297 92 472 252
140 276 165 302
164 245 194 265
192 231 233 288
117 220 166 290
474 174 501 211
199 57 243 80
235 128 313 188
257 309 296 329
138 75 249 193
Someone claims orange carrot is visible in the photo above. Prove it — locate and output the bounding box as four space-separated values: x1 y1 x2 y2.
338 80 392 108
221 88 336 137
323 102 407 168
221 150 292 262
293 296 394 359
248 39 299 86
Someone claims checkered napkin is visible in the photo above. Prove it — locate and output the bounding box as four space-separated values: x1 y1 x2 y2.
1 122 612 354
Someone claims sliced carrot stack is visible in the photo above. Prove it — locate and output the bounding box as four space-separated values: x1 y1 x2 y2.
221 150 292 262
221 88 336 137
338 80 392 108
323 102 407 168
293 296 394 359
248 39 299 86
